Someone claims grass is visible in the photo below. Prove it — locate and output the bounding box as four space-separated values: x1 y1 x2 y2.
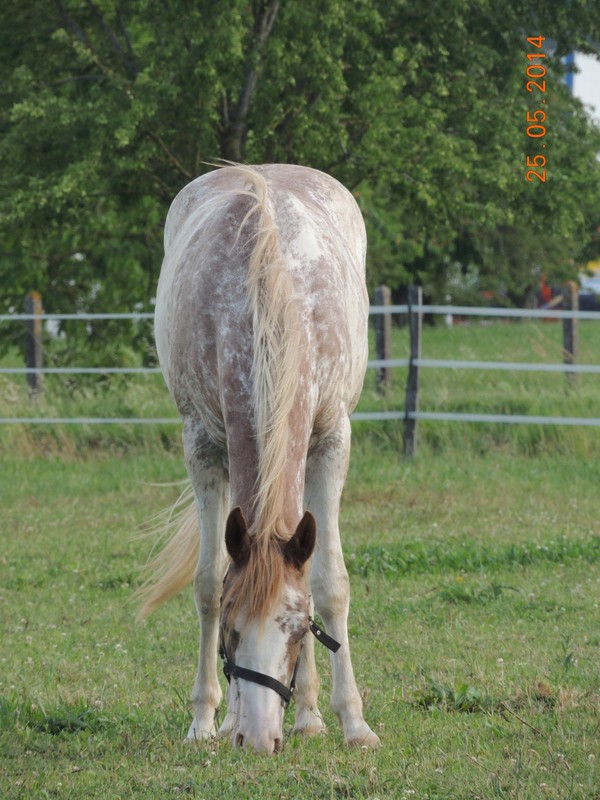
1 441 599 799
1 320 600 797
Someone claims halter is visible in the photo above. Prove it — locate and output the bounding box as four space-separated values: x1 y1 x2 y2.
219 617 341 708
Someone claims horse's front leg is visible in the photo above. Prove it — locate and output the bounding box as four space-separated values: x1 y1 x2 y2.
183 421 229 741
304 418 380 749
292 595 326 737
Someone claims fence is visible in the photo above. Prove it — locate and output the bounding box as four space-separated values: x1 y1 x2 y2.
3 287 600 456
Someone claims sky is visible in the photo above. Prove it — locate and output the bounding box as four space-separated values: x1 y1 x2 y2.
573 53 600 124
571 54 600 274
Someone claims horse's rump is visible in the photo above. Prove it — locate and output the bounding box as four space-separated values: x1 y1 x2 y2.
156 162 368 479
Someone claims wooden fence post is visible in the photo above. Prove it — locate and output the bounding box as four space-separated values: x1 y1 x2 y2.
374 285 392 395
562 281 579 392
25 291 44 397
403 285 422 458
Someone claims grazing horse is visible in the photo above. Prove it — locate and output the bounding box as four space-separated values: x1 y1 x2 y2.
140 163 379 754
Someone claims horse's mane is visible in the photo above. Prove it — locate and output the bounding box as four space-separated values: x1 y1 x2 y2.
225 165 305 619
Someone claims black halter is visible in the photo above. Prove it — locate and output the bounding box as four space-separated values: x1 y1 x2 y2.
219 617 341 708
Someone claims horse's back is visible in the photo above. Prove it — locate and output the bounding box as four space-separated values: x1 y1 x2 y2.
155 165 368 437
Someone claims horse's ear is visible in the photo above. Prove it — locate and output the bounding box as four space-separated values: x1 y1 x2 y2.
284 511 316 569
225 507 251 565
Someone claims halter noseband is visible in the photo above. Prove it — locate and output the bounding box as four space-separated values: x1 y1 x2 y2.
219 617 340 708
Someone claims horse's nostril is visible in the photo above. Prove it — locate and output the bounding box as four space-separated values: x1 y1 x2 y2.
273 737 282 753
235 733 244 748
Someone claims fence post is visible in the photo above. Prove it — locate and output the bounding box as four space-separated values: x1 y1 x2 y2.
403 285 422 458
562 281 579 392
25 291 44 397
374 285 392 395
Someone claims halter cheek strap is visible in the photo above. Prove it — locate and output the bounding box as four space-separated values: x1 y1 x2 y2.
219 617 341 708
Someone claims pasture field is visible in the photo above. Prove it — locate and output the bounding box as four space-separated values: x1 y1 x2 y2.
3 317 600 456
1 434 599 799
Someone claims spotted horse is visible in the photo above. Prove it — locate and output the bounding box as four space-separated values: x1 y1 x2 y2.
139 164 380 754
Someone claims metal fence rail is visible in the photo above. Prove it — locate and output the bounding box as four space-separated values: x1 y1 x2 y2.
0 312 154 321
415 358 600 374
2 302 600 427
4 304 600 321
1 367 162 375
352 411 600 426
0 417 178 425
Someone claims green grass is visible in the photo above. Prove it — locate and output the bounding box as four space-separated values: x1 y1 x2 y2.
1 442 599 798
1 320 600 796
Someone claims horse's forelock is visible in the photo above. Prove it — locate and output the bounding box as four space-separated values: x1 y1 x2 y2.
221 534 289 623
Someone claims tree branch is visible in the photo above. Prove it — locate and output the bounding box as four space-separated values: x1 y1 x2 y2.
220 0 281 161
52 0 136 82
146 132 193 182
116 4 138 70
52 0 90 48
84 0 138 77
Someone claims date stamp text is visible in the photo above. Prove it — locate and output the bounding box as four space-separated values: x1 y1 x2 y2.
525 36 547 183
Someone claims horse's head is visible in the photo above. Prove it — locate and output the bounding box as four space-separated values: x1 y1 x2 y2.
219 507 316 754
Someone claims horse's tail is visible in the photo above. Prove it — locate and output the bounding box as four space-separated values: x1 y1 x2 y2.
223 165 304 620
137 165 303 620
236 165 303 543
136 488 199 620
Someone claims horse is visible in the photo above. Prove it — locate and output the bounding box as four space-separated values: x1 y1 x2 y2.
139 163 380 754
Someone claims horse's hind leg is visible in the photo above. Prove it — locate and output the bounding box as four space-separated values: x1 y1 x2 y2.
182 419 229 741
304 417 380 748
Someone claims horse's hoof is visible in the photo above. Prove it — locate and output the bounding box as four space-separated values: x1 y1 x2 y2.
292 722 327 738
292 709 326 738
346 728 381 749
185 722 215 743
217 712 236 738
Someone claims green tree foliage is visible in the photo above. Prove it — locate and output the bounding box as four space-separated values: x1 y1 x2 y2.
1 1 599 361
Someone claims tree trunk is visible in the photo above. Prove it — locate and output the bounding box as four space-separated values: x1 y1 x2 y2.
219 0 280 161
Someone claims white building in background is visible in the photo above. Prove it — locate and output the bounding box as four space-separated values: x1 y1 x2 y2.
568 52 600 284
567 52 600 125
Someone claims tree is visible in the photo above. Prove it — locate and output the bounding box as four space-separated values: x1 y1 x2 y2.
1 0 599 362
348 2 600 303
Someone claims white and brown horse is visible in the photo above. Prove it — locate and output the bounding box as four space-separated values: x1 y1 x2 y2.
140 164 379 753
